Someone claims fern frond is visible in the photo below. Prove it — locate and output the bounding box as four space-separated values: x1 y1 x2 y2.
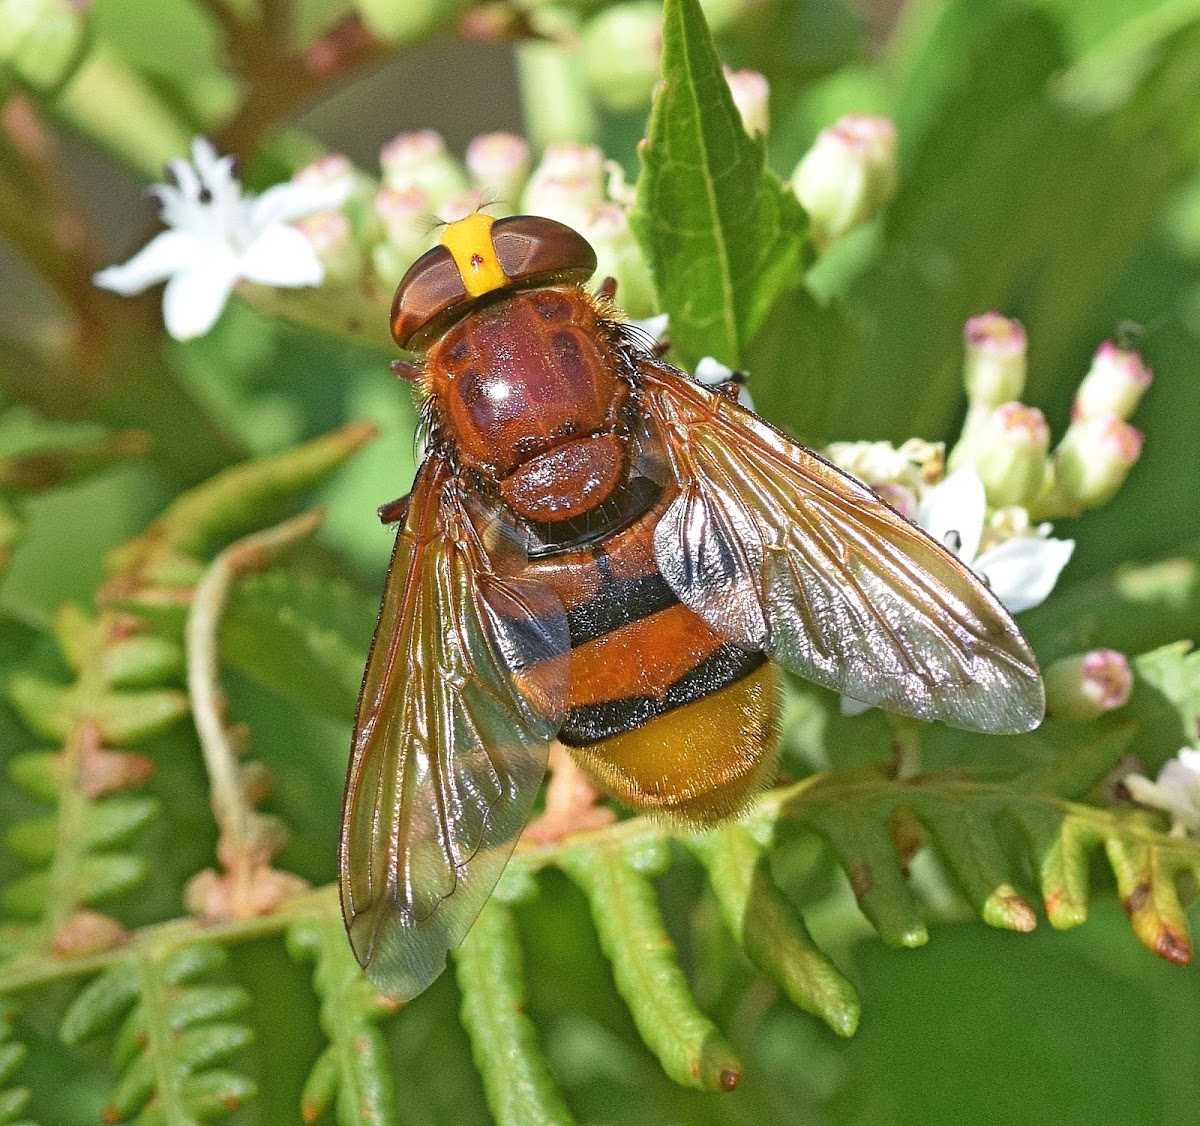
60 942 255 1124
792 767 1200 962
0 423 150 581
4 603 184 957
287 912 400 1125
455 900 577 1126
560 839 743 1092
0 1005 37 1125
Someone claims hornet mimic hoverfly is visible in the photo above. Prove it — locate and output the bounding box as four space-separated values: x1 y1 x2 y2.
339 212 1044 1001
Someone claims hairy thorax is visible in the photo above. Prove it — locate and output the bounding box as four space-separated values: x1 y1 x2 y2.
424 286 630 524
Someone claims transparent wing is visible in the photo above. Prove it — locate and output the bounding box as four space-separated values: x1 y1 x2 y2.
640 362 1044 734
340 455 569 1000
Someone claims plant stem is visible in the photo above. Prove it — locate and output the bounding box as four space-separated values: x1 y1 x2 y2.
186 510 323 862
214 13 393 160
516 34 597 148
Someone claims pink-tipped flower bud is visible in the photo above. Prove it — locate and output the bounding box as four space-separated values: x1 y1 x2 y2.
972 402 1050 507
1073 341 1152 422
528 142 606 191
792 114 898 250
380 130 465 206
292 152 356 192
872 482 918 521
581 2 662 112
1045 649 1133 721
580 202 656 318
724 66 769 136
1054 413 1143 511
465 132 531 213
292 153 377 246
372 186 433 288
294 211 362 286
522 143 607 231
437 188 488 225
964 313 1027 407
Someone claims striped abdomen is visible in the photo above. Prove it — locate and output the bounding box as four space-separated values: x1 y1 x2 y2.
521 480 781 823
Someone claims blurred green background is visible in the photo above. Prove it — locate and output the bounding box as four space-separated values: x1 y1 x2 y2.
2 0 1199 1123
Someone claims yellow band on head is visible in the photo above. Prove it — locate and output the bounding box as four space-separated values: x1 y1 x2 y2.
439 213 507 298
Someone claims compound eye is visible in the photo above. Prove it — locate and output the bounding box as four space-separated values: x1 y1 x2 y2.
491 216 597 288
390 244 468 350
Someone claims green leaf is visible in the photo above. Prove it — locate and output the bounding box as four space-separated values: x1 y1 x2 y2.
179 1069 258 1118
103 422 376 578
690 826 861 1036
60 963 142 1045
1021 548 1200 663
561 842 742 1092
287 913 400 1126
785 768 1200 961
100 636 184 688
0 429 149 498
5 675 188 744
1132 642 1200 736
630 0 809 369
455 900 576 1126
222 568 376 724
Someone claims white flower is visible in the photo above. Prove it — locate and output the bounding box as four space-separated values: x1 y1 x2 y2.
1125 749 1200 836
630 313 669 341
94 138 352 340
841 465 1072 717
694 356 756 412
916 466 1074 614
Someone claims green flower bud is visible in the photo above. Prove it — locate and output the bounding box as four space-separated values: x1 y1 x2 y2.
1073 341 1152 422
725 66 769 137
0 0 86 91
380 129 465 207
581 203 656 317
964 313 1027 407
1053 413 1143 511
521 142 606 231
1044 649 1132 721
581 2 662 112
792 114 898 251
354 0 461 43
295 211 363 286
372 186 433 288
293 152 379 243
465 131 531 213
972 402 1050 508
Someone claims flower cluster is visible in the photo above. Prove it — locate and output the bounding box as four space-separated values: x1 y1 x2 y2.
950 315 1149 519
826 313 1151 721
1124 750 1200 837
93 79 901 347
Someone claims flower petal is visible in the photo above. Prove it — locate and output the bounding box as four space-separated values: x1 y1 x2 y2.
917 466 985 564
1176 749 1200 776
975 534 1074 614
93 230 206 295
695 356 735 385
250 178 353 229
161 253 238 339
238 224 324 287
631 312 669 341
1125 775 1200 833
